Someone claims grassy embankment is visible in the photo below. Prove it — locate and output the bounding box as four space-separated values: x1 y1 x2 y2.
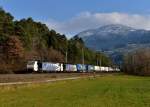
0 74 150 107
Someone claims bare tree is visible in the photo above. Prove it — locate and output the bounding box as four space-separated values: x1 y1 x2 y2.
123 48 150 76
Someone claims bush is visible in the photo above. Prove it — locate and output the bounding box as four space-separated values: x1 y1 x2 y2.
0 59 27 74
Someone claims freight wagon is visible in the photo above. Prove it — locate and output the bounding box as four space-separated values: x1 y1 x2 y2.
87 65 95 72
42 62 63 72
65 64 77 72
76 64 87 72
94 66 100 72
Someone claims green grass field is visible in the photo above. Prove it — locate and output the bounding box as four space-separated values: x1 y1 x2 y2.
0 74 150 107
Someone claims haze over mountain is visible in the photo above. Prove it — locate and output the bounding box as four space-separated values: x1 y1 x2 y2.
76 24 150 64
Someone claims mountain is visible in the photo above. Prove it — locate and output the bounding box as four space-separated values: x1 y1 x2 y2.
76 24 150 64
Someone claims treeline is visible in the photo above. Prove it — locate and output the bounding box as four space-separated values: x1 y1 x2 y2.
123 48 150 76
0 8 111 73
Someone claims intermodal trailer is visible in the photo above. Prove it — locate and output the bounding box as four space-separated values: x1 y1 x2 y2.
94 66 100 72
108 67 114 72
100 66 105 72
76 64 87 72
87 65 94 72
65 64 77 72
100 66 109 72
115 67 120 72
42 62 63 72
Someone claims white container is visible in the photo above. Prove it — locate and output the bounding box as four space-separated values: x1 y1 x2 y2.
100 66 105 71
108 67 113 72
94 66 100 71
42 62 61 72
104 67 109 72
65 64 77 72
115 68 120 72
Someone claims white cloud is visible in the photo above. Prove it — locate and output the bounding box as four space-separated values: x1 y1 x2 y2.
45 12 150 37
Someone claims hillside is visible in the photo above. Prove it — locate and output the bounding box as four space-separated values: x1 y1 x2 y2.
77 24 150 64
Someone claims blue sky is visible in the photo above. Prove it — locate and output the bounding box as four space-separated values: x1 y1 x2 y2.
1 0 150 20
1 0 150 37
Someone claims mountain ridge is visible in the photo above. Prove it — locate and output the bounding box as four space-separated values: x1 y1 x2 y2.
76 24 150 64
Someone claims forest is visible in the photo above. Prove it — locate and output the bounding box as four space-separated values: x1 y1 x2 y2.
0 8 111 73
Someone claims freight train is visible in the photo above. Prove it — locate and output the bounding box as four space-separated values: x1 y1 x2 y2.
27 61 120 72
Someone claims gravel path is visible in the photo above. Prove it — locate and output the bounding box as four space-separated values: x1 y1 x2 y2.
0 75 95 86
0 73 97 85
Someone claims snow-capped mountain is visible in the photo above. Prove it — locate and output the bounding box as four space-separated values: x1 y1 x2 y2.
78 24 135 38
76 24 150 64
